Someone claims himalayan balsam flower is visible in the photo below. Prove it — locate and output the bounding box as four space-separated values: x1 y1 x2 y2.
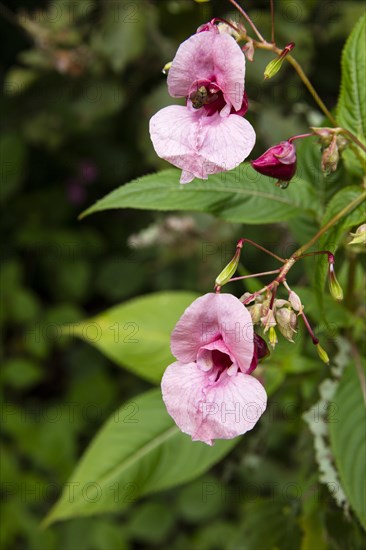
161 293 267 445
251 140 296 183
150 24 256 184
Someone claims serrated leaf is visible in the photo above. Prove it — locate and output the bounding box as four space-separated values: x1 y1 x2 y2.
329 364 366 529
42 389 237 525
68 291 199 384
337 14 366 175
80 166 318 224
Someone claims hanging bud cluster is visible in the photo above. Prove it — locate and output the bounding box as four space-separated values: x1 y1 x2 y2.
311 127 349 175
213 238 346 366
243 293 300 349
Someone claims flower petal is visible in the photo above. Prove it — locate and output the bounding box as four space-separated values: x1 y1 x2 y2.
161 361 267 446
149 106 256 183
168 31 246 111
171 293 254 372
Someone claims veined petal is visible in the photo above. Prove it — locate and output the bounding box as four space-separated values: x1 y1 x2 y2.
161 361 210 442
149 106 256 183
161 361 267 446
167 31 246 112
171 293 254 373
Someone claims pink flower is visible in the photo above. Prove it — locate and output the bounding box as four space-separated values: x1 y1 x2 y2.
161 293 267 445
251 140 297 183
150 25 256 184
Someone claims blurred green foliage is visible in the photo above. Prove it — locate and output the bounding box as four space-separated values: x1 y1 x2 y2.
1 0 365 548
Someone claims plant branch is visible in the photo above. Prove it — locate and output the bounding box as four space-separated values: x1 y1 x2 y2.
285 55 338 126
227 0 266 42
340 128 366 154
292 190 366 258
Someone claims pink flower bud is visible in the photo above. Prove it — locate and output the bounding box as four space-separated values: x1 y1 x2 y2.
251 141 297 183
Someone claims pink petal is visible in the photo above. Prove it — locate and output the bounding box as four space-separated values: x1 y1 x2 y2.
149 106 256 183
161 361 267 445
171 293 254 373
167 32 246 111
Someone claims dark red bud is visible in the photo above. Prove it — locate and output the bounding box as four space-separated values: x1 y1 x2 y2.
251 141 297 181
248 333 270 374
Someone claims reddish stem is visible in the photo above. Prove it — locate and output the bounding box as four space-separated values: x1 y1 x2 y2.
270 0 275 43
227 0 266 42
210 17 241 34
229 269 281 283
300 311 319 345
237 238 285 263
288 133 314 143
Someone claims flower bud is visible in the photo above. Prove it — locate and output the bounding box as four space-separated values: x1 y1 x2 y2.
215 246 241 287
261 309 276 332
217 21 241 40
349 224 366 245
276 308 297 342
247 303 263 324
264 43 295 80
162 61 172 75
328 263 343 302
274 299 289 308
251 141 297 184
240 292 256 304
288 290 302 312
269 327 278 349
316 343 329 365
248 333 270 373
321 135 339 175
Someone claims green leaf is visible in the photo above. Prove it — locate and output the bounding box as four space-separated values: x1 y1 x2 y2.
80 166 318 224
42 389 237 525
69 291 199 384
329 364 366 529
314 186 366 309
231 499 301 550
337 14 366 175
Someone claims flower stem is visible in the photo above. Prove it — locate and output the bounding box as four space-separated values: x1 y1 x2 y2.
300 311 319 345
270 0 275 43
292 190 366 258
227 0 266 42
229 269 281 283
237 238 285 263
288 133 314 143
285 55 338 126
340 128 366 154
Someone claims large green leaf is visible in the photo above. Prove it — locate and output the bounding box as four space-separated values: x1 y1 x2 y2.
337 14 366 175
80 166 318 224
42 389 237 525
314 186 366 309
329 364 366 530
69 291 199 384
